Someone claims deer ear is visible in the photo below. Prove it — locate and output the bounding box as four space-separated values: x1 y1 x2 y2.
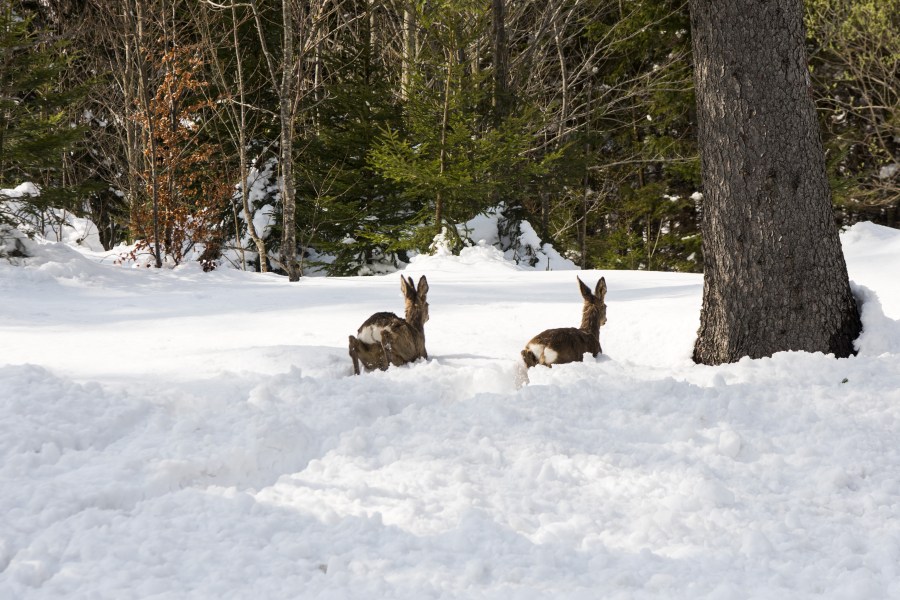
578 276 592 300
417 275 429 298
595 277 607 300
400 275 413 297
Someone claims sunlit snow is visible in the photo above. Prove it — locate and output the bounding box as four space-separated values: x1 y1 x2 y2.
2 222 900 598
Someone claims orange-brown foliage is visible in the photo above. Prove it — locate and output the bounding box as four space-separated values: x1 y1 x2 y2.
131 46 231 268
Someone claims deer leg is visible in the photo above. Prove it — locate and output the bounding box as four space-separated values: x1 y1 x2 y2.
380 331 394 370
348 335 362 375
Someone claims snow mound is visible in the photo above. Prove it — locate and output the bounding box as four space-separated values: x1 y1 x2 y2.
2 182 40 198
841 221 900 247
0 225 29 259
842 222 900 319
409 240 524 273
407 207 577 274
0 233 128 286
459 206 577 271
853 283 900 356
1 183 104 252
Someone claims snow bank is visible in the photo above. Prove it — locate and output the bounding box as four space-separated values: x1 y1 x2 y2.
842 222 900 318
458 206 576 271
411 239 524 273
221 159 279 271
853 283 900 356
1 183 104 252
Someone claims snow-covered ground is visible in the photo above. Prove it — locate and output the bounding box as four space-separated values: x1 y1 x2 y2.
2 222 900 599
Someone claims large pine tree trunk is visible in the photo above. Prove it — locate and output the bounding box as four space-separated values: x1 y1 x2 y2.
690 0 861 364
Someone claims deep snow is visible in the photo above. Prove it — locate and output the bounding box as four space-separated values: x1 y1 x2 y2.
2 222 900 599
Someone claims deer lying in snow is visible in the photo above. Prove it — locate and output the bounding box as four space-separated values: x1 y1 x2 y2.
521 276 607 368
349 275 430 375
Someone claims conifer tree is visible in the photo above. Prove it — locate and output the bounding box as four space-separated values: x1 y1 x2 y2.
806 0 899 222
370 0 552 253
294 18 406 276
0 4 84 227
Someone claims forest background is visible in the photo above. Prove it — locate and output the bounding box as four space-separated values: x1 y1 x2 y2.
1 0 897 277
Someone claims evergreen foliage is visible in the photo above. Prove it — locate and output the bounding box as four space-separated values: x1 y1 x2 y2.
806 0 899 224
370 0 559 259
0 4 85 227
7 0 899 273
294 18 406 276
579 0 700 272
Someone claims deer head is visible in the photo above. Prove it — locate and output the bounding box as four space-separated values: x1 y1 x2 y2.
578 276 607 335
401 274 429 331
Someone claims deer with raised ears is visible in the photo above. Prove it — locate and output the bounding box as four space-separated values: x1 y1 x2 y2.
348 275 430 375
521 276 607 368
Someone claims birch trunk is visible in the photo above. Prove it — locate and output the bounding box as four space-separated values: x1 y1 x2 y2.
230 2 268 272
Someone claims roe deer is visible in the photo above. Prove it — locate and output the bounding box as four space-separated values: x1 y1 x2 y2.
521 276 607 368
349 275 430 375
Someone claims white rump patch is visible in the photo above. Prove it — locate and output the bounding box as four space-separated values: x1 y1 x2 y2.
528 343 557 365
359 325 388 345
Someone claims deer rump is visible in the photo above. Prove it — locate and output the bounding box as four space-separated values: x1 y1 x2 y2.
521 327 600 368
349 312 425 372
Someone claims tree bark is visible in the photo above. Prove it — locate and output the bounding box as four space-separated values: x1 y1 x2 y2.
436 51 452 233
279 0 300 281
120 2 142 246
230 1 268 272
690 0 861 364
401 3 415 101
128 0 163 269
491 0 509 121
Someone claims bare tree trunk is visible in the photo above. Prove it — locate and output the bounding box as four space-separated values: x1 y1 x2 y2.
121 3 142 245
248 0 337 280
540 191 549 241
229 1 268 272
436 52 453 232
401 3 415 101
690 0 861 364
580 73 595 269
491 0 509 121
127 0 163 268
279 0 300 281
553 24 568 145
312 4 323 136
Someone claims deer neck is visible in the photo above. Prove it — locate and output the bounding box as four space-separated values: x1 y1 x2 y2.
580 306 601 340
405 304 427 333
